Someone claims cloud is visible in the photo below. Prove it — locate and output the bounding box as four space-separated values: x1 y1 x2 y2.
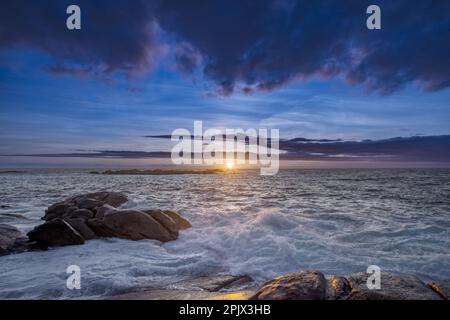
155 0 450 95
4 135 450 162
0 0 158 76
280 135 450 161
1 0 450 94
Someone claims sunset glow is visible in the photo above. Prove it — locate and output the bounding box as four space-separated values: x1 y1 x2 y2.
226 160 235 170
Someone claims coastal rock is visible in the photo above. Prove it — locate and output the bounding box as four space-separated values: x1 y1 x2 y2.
67 209 94 220
347 272 442 300
0 224 27 255
87 208 176 242
109 275 255 300
326 275 351 300
94 204 116 219
148 210 180 236
428 281 450 300
66 218 97 240
162 210 192 230
27 219 85 247
43 192 128 221
143 209 192 233
250 270 327 300
27 192 191 248
177 275 253 292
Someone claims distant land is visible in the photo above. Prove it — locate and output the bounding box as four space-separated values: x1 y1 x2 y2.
91 169 227 175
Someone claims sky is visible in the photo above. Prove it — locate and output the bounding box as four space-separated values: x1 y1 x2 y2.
0 0 450 167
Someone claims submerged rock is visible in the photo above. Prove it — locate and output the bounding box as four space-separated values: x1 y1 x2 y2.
250 270 327 300
27 192 191 248
347 272 442 300
0 224 31 255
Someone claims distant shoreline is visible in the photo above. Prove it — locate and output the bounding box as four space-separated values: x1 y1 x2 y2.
1 167 450 174
90 168 229 175
0 170 28 174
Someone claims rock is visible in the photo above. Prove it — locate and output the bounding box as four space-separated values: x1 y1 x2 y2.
27 192 191 248
326 275 351 300
67 218 97 240
0 224 24 255
95 204 116 218
177 275 253 292
109 289 255 300
163 210 192 230
76 198 103 210
43 192 128 221
142 209 191 236
250 270 327 300
143 210 180 237
87 209 176 242
347 272 442 300
67 209 94 220
27 219 85 247
71 192 128 208
108 274 255 300
8 236 33 253
44 203 70 221
102 192 129 207
428 281 450 300
347 289 397 300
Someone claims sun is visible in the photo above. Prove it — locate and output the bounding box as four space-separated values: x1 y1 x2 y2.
225 159 235 170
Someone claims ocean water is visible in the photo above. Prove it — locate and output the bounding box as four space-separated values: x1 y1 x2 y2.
0 169 449 299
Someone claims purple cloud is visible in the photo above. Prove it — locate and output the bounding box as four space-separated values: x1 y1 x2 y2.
1 0 449 94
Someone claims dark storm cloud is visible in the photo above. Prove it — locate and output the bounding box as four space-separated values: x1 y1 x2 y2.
280 135 450 161
155 0 450 94
0 0 157 75
1 0 449 94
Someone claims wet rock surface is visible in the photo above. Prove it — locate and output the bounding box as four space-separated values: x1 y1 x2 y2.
27 219 85 247
250 270 327 300
427 281 450 300
109 275 255 300
325 275 351 300
347 272 442 300
0 224 31 255
250 270 445 300
175 275 253 292
27 192 191 248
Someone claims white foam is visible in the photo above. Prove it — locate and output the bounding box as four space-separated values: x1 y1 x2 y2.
1 170 449 298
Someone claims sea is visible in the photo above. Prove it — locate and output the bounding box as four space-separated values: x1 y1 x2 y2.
0 169 449 299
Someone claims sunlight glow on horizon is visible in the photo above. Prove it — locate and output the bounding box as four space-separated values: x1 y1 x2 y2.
225 159 235 170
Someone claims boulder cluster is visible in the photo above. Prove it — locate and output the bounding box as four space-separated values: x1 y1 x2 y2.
1 192 191 252
249 270 450 300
